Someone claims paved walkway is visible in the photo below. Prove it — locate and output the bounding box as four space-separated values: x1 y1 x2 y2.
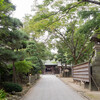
21 75 87 100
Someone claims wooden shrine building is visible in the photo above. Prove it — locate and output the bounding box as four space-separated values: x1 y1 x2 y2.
43 60 59 74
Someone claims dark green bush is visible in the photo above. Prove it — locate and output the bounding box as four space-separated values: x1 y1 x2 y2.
3 82 22 92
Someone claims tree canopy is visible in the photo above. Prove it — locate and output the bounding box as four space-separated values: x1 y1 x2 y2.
22 0 100 65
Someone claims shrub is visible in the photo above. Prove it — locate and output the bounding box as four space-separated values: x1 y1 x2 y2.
8 61 32 74
3 82 22 92
15 61 32 74
0 89 7 100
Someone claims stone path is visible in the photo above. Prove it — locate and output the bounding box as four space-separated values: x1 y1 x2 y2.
21 75 87 100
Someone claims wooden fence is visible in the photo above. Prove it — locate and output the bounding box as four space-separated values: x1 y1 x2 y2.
72 62 90 82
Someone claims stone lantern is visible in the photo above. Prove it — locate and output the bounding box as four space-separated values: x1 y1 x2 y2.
90 33 100 90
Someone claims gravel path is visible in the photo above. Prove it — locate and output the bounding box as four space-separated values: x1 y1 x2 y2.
21 75 87 100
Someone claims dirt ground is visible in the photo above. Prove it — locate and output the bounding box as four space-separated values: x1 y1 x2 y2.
59 77 100 100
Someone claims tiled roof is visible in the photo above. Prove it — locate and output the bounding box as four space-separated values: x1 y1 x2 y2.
44 60 57 65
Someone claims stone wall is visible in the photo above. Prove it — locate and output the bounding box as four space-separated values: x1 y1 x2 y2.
91 44 100 90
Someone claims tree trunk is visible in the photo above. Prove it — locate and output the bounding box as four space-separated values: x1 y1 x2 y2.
74 60 78 65
12 61 17 83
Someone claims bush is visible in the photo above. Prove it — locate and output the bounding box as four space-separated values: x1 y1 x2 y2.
15 61 32 74
8 61 32 74
0 89 7 100
3 82 22 92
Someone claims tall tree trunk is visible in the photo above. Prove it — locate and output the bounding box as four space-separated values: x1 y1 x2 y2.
12 61 17 83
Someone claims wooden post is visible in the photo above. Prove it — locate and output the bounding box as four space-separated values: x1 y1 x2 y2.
29 74 31 83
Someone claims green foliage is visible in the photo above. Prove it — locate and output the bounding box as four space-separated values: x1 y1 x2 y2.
8 61 32 74
97 34 100 39
0 89 7 100
55 48 67 64
25 41 46 74
22 0 97 65
0 0 30 83
15 61 32 74
0 48 26 62
54 19 94 64
0 0 15 18
0 62 7 75
43 0 54 6
3 82 22 92
0 61 10 82
38 70 42 74
78 11 98 19
78 9 100 35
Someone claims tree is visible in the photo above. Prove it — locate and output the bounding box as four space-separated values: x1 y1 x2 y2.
26 41 45 74
0 30 29 82
0 13 29 82
22 0 99 65
0 0 15 82
54 20 94 64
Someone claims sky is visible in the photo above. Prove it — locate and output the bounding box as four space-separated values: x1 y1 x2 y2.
11 0 43 20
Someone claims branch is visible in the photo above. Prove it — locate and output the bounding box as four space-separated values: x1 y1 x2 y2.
44 1 84 28
66 1 84 14
54 29 75 58
76 37 90 61
83 0 100 5
76 44 92 62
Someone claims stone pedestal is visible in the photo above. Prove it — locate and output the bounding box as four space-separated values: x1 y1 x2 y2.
91 44 100 90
